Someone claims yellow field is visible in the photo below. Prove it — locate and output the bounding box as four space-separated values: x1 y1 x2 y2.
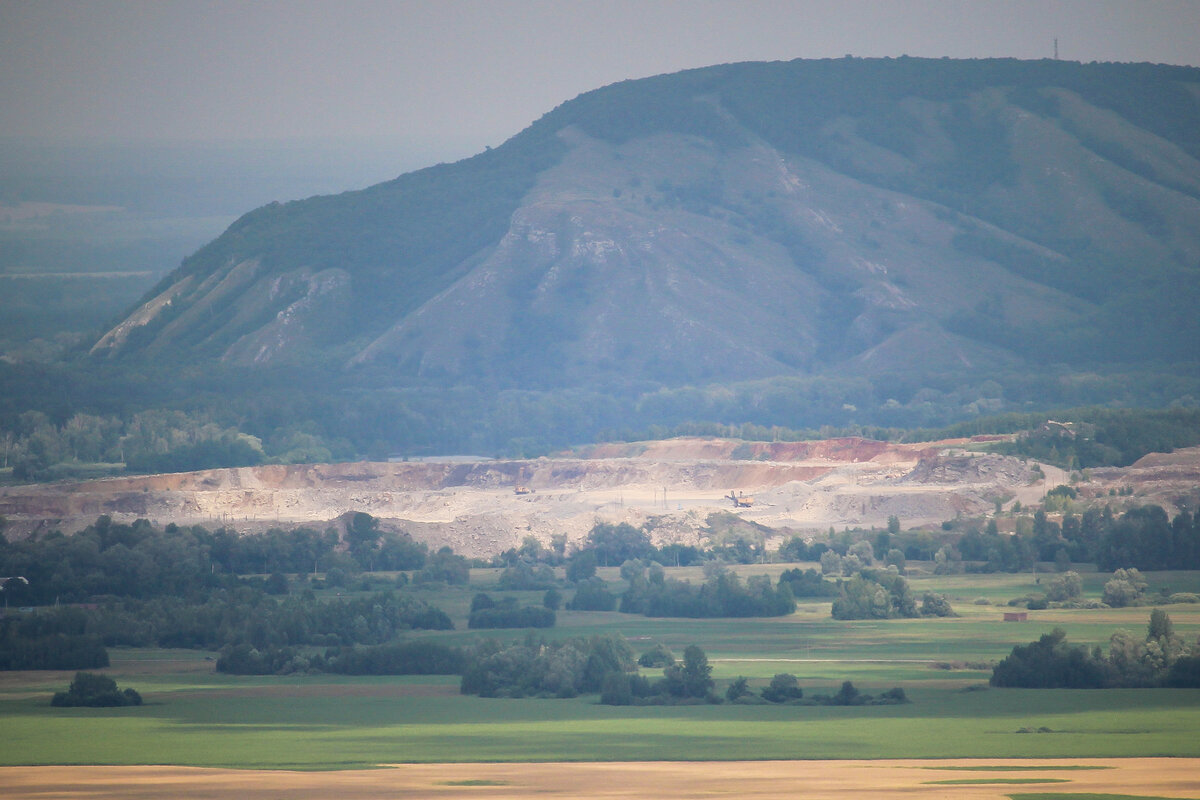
4 759 1199 799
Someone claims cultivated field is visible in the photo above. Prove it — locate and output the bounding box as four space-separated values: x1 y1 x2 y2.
4 759 1200 800
3 569 1200 797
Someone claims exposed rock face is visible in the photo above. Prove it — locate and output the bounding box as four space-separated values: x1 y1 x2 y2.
5 438 1195 559
92 59 1200 387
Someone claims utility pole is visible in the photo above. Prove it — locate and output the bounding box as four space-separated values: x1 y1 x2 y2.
1054 38 1059 60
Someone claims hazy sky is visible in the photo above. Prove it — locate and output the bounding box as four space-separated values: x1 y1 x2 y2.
3 0 1200 167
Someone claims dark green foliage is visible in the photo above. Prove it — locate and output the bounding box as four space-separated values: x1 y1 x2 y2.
215 644 303 675
990 629 1111 688
1165 654 1200 688
0 630 109 671
468 599 555 629
124 433 264 474
782 680 908 706
725 675 752 703
322 640 464 675
93 589 450 652
51 671 142 707
831 572 917 620
662 644 715 700
0 516 347 604
585 523 655 567
989 409 1200 470
375 530 428 571
920 592 956 617
459 634 635 698
599 671 635 705
777 536 828 562
497 561 557 590
415 547 470 585
564 549 598 582
567 577 617 611
0 607 109 671
833 680 863 706
956 504 1200 574
620 566 796 618
1103 568 1149 607
995 612 1196 689
760 673 803 703
777 567 839 598
637 643 675 668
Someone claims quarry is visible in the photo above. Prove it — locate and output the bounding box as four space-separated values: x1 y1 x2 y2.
4 436 1196 558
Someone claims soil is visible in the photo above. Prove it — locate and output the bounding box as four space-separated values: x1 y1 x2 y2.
2 437 1197 559
2 758 1197 799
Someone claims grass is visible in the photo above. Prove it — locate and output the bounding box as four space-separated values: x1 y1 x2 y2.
3 570 1200 769
5 672 1199 768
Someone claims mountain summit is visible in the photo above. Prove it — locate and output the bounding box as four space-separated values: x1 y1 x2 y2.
95 58 1200 390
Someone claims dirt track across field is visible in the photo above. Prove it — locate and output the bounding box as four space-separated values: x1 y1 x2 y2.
3 759 1199 799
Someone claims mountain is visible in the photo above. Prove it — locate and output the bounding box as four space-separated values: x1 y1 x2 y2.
94 58 1200 394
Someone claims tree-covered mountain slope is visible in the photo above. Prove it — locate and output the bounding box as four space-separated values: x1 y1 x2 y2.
93 58 1200 389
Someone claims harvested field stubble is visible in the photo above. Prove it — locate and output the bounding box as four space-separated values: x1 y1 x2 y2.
2 759 1198 800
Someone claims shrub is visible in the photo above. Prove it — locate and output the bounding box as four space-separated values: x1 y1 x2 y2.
323 641 464 675
760 673 803 703
51 672 143 707
567 577 617 611
920 592 956 617
468 603 555 629
1103 568 1148 607
637 643 675 668
990 628 1110 688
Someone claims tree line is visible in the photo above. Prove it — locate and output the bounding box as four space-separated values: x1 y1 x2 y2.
991 609 1200 689
0 513 456 607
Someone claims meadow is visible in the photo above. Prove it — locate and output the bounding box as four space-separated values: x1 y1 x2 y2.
2 566 1200 770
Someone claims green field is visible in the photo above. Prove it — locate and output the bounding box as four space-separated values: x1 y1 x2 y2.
3 569 1200 769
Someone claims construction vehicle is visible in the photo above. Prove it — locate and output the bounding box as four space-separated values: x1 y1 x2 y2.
727 490 754 508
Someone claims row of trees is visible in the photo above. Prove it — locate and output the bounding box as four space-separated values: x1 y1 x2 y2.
921 504 1200 575
215 639 465 676
991 610 1200 688
2 585 455 672
0 513 464 606
460 634 636 699
467 594 556 629
830 570 954 620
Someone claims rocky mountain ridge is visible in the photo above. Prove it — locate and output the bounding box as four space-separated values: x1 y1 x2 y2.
91 58 1200 390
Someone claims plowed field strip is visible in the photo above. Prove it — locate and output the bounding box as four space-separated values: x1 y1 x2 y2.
3 758 1198 800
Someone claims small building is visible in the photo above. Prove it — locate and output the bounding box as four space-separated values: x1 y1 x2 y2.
1003 611 1029 622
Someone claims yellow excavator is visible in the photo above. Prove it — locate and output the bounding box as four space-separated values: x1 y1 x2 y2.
727 490 754 508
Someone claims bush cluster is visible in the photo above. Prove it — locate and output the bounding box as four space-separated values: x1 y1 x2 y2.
51 672 142 707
